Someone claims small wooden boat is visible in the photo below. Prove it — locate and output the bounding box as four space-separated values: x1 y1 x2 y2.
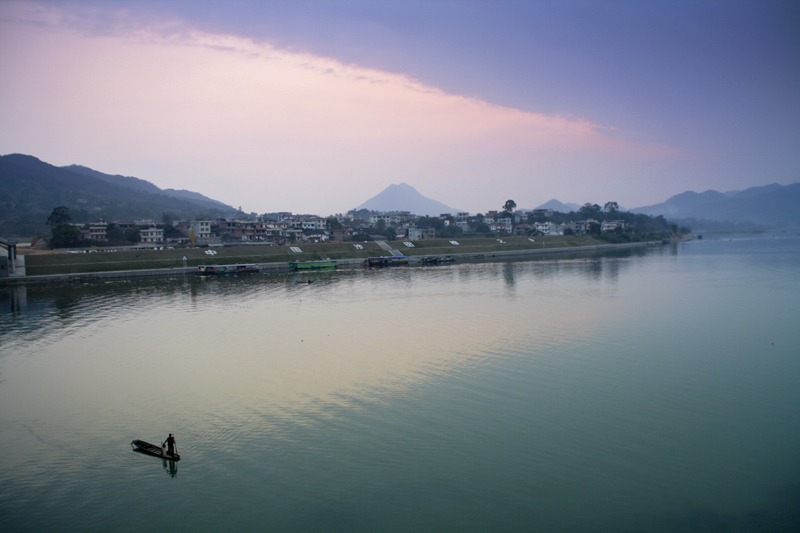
131 439 181 461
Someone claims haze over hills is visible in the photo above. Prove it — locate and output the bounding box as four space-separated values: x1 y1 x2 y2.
532 199 582 213
3 152 798 239
631 183 800 228
0 154 237 238
354 182 460 216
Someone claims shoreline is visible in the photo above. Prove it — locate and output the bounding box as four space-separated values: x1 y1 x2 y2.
0 240 669 286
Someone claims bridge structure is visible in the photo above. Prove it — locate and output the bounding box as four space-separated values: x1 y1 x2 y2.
0 237 19 277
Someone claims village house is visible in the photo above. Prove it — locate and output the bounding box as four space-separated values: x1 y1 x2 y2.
407 227 436 240
602 220 626 232
140 227 164 243
535 222 564 235
369 214 394 227
301 216 326 231
302 232 329 243
76 221 108 241
191 220 213 239
329 227 352 242
494 217 513 233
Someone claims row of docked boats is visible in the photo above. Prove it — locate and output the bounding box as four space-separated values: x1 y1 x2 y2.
196 255 457 275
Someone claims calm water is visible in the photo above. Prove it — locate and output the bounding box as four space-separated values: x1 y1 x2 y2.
1 234 799 532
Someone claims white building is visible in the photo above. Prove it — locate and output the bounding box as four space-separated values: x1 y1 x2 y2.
192 220 212 238
140 227 164 243
301 217 326 230
602 220 626 232
495 217 513 233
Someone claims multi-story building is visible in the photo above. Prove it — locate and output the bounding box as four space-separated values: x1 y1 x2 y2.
408 227 436 240
192 220 213 238
77 221 108 241
140 227 164 243
495 217 513 233
602 220 626 232
301 217 326 230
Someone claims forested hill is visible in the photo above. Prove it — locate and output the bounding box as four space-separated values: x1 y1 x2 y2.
64 164 231 212
0 154 237 238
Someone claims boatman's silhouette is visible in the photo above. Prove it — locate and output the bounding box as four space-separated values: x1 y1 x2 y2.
163 433 177 457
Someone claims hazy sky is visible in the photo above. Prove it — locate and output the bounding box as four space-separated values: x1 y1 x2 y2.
1 0 798 215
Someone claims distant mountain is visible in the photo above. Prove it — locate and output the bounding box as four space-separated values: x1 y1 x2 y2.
355 183 460 216
0 154 238 238
533 199 582 213
631 183 800 228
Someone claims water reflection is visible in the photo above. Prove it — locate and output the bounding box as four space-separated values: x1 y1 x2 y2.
0 246 663 430
2 236 799 532
163 459 178 478
131 447 179 477
0 247 655 347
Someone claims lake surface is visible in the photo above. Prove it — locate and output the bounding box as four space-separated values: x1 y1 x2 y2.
2 233 799 532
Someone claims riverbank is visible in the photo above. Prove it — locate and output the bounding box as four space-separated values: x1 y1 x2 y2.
1 235 678 285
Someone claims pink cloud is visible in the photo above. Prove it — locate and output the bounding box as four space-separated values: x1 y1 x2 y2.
0 2 682 214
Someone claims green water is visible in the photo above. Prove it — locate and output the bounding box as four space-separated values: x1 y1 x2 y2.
1 234 799 532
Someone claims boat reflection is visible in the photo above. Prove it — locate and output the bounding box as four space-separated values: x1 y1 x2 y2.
131 447 179 477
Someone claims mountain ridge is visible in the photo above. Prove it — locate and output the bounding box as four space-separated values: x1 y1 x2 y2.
0 154 237 238
64 164 233 211
631 182 800 227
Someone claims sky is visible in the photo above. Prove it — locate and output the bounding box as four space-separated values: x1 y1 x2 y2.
1 0 798 215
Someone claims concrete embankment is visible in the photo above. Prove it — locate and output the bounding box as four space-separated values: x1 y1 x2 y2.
0 238 666 285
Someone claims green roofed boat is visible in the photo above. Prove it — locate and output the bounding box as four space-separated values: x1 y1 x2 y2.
290 260 337 271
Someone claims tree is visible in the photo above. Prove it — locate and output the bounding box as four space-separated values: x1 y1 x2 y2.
106 223 124 244
124 228 140 244
579 203 602 219
46 206 72 227
503 199 517 214
162 224 183 239
326 217 342 230
472 214 490 233
50 223 80 248
603 201 619 213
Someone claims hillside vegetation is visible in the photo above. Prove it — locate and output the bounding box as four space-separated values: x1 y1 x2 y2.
0 154 237 238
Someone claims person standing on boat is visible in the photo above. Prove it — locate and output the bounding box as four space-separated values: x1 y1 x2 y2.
163 433 177 457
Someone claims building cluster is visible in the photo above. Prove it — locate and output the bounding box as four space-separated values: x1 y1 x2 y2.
72 209 626 246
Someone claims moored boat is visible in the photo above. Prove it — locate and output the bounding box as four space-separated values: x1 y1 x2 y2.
419 255 456 265
197 263 258 275
365 256 409 267
290 260 337 271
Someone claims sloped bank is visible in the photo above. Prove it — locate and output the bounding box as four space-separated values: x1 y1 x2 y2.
1 237 673 285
